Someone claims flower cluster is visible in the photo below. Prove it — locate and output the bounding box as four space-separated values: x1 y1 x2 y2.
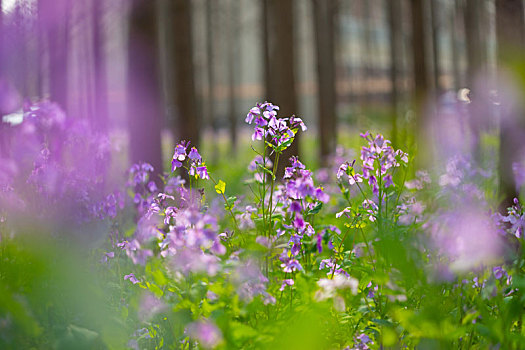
0 101 113 227
245 102 306 149
338 132 408 197
171 140 208 180
498 198 524 238
272 156 331 277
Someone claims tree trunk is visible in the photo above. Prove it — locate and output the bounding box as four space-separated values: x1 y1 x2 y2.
464 0 485 87
387 0 402 147
361 0 372 106
127 0 163 176
265 0 299 178
451 0 462 90
0 0 5 157
205 0 217 161
262 0 271 100
41 0 69 112
496 0 525 210
430 0 441 93
92 0 108 131
227 0 239 154
312 0 337 165
465 0 489 161
172 0 200 148
409 0 430 140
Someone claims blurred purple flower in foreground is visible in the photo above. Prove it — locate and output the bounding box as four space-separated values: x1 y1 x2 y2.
186 319 223 349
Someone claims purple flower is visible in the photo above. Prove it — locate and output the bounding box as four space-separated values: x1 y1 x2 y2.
337 162 349 179
188 147 201 161
279 279 295 291
124 273 140 284
252 127 264 141
290 201 302 213
289 115 307 131
383 174 394 188
293 215 306 230
186 319 223 349
336 207 352 219
196 166 209 180
255 114 268 127
173 142 188 161
138 293 167 322
171 158 182 172
100 251 114 263
315 187 330 203
493 266 507 280
245 107 260 124
281 259 303 273
316 234 323 253
232 260 272 303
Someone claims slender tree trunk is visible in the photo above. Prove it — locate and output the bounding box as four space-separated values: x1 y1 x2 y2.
387 0 402 147
361 0 372 106
464 0 485 87
409 0 430 137
205 0 217 160
36 0 45 97
127 0 163 176
227 0 239 154
172 0 199 148
465 0 489 161
312 0 337 165
0 0 5 157
451 0 462 90
496 0 525 210
265 0 299 178
262 0 271 99
92 0 108 131
14 4 28 98
430 0 440 93
42 0 69 112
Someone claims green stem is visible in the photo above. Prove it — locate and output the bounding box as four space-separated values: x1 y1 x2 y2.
208 174 243 243
330 217 358 280
267 152 280 237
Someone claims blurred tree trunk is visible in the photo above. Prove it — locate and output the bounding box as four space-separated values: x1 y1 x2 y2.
464 0 486 87
387 0 402 147
465 0 489 161
312 0 337 166
172 0 200 148
41 0 69 112
227 0 239 154
0 0 5 158
451 0 462 90
262 0 271 99
430 0 440 93
205 0 217 160
36 0 45 97
361 0 372 106
496 0 525 210
92 0 108 131
14 3 27 98
127 0 163 176
409 0 430 144
264 0 299 178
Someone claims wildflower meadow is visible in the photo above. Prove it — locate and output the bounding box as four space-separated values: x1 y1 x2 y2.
1 98 524 350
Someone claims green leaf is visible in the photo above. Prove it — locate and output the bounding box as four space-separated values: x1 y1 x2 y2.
308 202 323 215
146 282 164 297
231 321 259 343
215 180 226 194
225 196 237 211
